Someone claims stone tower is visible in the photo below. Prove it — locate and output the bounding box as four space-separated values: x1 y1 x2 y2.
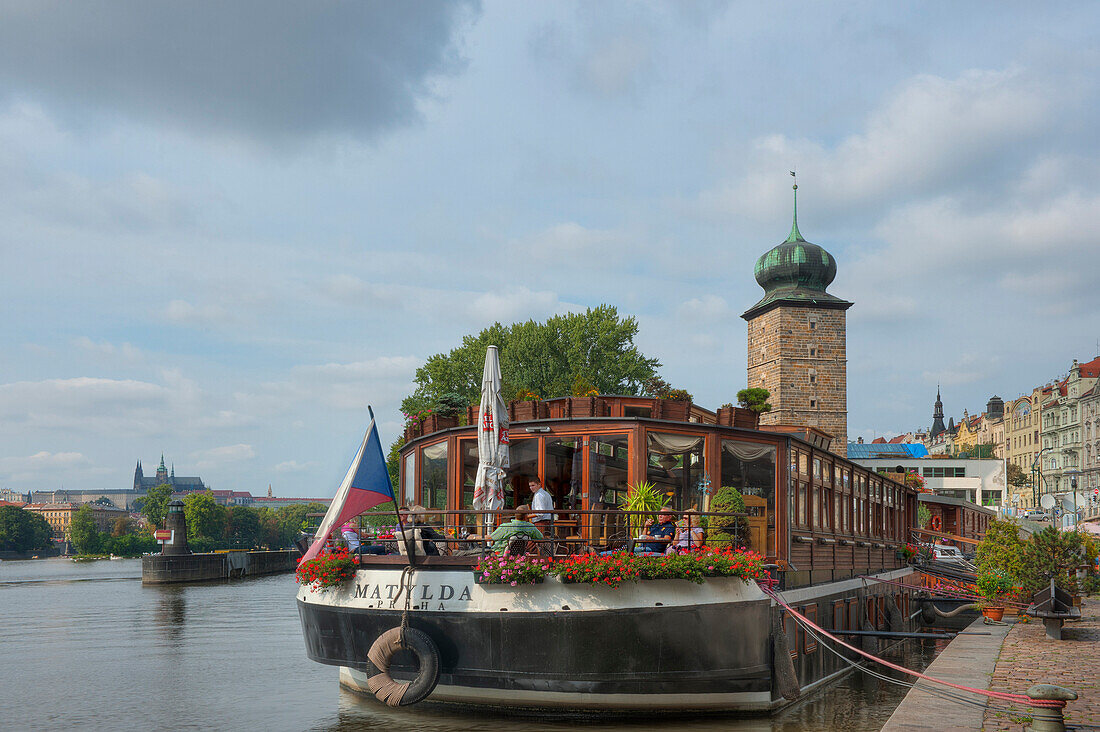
742 183 852 456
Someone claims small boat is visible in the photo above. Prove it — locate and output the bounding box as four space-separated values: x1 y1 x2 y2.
297 395 922 713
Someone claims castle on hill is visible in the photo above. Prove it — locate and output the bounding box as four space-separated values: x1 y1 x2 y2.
133 455 206 492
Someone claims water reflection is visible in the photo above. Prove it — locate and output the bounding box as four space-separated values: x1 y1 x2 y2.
153 587 187 645
316 636 940 732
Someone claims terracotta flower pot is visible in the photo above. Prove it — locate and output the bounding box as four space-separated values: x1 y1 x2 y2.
981 606 1005 621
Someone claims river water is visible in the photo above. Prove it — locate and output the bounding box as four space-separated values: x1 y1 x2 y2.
0 558 943 731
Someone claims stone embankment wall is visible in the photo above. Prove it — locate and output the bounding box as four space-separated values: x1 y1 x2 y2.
141 549 299 585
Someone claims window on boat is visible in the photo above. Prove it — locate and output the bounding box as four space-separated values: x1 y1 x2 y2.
459 439 479 531
623 405 650 418
544 437 582 512
419 441 448 513
646 432 705 512
720 440 776 556
505 438 538 509
402 451 416 506
589 434 629 544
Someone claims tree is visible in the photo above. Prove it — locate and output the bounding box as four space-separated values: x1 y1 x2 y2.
183 491 228 541
142 483 174 527
1021 526 1084 594
0 506 52 552
273 503 328 547
737 388 773 414
386 435 406 495
1007 462 1030 489
225 506 262 548
70 505 103 555
400 306 662 416
111 515 132 537
976 519 1025 585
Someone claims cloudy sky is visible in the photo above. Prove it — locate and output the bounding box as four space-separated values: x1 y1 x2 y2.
2 1 1098 496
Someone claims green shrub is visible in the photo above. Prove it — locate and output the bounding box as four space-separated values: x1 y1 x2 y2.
708 486 750 550
976 519 1025 585
1020 526 1083 595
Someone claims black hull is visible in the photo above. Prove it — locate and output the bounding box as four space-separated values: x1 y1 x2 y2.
299 599 773 701
297 568 916 712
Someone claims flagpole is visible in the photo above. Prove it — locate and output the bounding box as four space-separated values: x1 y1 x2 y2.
370 405 416 563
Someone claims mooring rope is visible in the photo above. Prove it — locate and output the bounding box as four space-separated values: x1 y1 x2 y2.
859 573 1030 609
760 585 1065 710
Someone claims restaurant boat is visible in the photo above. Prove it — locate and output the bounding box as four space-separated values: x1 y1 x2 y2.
296 394 922 712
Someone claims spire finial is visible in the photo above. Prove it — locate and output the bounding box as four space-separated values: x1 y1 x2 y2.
786 171 803 242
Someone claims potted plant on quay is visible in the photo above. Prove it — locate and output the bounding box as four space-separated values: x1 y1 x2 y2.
976 567 1016 621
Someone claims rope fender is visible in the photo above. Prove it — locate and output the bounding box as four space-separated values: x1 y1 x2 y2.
365 626 440 706
364 565 441 707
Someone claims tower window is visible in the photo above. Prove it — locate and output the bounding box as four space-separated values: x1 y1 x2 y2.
810 374 817 384
809 347 817 357
810 399 817 408
809 321 816 330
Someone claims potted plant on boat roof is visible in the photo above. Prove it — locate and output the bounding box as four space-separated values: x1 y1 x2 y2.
422 393 464 434
736 387 771 430
565 375 605 417
509 388 544 422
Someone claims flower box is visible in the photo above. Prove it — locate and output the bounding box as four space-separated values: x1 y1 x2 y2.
716 406 759 429
404 422 422 442
466 405 481 425
652 399 691 421
421 414 459 435
509 399 546 422
566 396 607 418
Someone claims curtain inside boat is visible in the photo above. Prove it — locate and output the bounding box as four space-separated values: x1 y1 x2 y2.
646 432 704 454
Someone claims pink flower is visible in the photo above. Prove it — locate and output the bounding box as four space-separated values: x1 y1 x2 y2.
510 581 517 586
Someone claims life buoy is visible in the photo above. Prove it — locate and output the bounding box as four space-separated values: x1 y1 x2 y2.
930 516 942 532
365 627 440 706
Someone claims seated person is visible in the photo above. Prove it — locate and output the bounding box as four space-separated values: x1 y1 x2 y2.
399 505 449 555
488 505 543 554
340 520 361 552
667 509 705 554
636 507 677 554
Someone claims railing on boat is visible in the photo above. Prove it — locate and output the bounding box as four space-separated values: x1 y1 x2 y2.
340 508 752 558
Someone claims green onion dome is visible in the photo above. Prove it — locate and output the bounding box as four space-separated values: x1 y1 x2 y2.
742 183 851 320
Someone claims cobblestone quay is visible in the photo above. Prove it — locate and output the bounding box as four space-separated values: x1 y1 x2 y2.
984 601 1100 730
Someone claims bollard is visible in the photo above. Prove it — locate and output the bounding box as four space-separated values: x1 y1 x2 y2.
1025 684 1078 732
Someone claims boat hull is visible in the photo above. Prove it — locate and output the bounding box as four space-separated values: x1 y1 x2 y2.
297 566 915 712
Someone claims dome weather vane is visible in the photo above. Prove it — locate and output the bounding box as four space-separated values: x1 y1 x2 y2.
787 170 802 242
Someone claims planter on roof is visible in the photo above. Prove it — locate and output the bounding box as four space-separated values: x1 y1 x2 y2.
509 399 546 422
653 399 691 422
566 396 606 419
421 414 459 435
716 406 759 429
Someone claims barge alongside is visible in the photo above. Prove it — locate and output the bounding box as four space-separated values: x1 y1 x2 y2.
296 395 922 712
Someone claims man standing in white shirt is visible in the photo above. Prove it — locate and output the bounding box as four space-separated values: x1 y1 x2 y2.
528 477 555 533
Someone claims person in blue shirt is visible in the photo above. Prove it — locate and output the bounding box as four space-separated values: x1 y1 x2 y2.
636 507 677 553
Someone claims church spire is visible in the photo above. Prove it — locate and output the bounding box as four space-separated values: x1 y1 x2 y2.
930 384 947 438
785 174 803 243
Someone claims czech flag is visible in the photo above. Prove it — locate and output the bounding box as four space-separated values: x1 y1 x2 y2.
300 407 395 562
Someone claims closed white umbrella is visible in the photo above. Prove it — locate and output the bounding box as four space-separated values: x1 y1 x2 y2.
472 346 510 521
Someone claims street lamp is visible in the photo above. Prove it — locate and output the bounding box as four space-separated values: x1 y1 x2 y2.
1029 444 1056 508
1066 469 1081 529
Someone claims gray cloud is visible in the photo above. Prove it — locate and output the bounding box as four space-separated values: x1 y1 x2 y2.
0 0 480 142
